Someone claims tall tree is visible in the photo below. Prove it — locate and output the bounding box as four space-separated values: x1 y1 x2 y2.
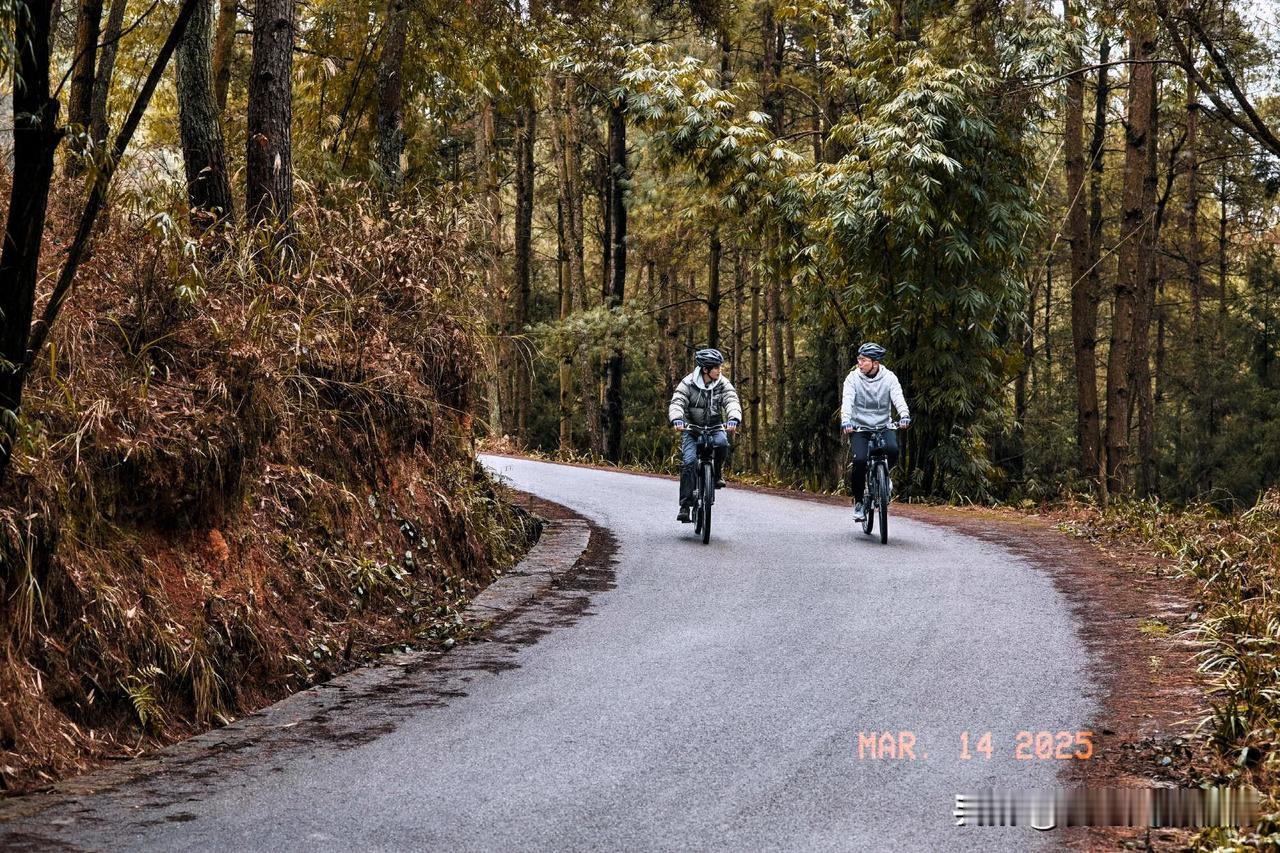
373 0 409 193
212 0 239 110
246 0 295 226
1129 67 1162 497
65 0 103 176
707 229 721 348
1065 0 1101 488
550 74 586 453
89 0 128 149
603 96 627 462
1084 32 1111 489
474 96 508 437
511 88 537 440
4 0 200 481
1 0 63 469
177 0 235 229
1105 4 1157 494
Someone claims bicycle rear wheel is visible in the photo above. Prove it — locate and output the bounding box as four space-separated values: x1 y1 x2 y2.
701 463 714 544
876 464 889 544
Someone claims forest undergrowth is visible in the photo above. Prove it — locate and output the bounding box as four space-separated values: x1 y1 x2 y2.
0 177 536 794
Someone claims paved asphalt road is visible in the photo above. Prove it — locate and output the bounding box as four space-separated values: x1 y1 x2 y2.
1 456 1098 851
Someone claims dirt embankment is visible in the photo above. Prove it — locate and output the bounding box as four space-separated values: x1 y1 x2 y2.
0 188 534 795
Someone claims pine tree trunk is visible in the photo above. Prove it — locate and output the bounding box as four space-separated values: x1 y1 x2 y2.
474 97 504 436
1084 34 1110 492
769 273 785 425
750 261 762 469
603 98 627 462
212 0 238 111
708 228 721 349
89 0 128 148
732 246 743 376
373 0 408 193
246 0 295 226
1131 77 1162 498
662 268 679 390
1065 0 1101 489
1105 8 1155 495
512 93 537 441
0 0 61 473
177 0 234 229
1218 166 1228 315
65 0 103 177
1185 78 1202 343
556 196 573 452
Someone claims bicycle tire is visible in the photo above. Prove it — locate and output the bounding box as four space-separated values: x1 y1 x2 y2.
876 463 889 544
861 471 875 536
701 463 714 544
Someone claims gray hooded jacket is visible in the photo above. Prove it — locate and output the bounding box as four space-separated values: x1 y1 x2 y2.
840 365 909 429
669 370 743 427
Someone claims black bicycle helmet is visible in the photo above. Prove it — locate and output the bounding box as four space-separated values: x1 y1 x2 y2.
857 342 886 361
694 348 725 368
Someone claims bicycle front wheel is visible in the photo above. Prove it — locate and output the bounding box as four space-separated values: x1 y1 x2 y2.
701 462 714 544
876 464 889 544
861 474 875 536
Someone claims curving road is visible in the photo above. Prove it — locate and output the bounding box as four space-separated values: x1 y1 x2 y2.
0 456 1098 851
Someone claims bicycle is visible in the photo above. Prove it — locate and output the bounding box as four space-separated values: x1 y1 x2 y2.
848 423 900 545
682 422 726 544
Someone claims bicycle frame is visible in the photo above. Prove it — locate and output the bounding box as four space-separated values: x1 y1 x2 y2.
848 423 899 544
683 423 726 543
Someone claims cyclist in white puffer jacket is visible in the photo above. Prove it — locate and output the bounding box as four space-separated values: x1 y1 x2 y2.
840 342 911 522
669 348 742 523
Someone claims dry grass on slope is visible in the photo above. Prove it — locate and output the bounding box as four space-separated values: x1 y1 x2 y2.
0 181 534 794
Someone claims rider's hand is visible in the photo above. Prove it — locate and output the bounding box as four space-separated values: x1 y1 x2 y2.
841 422 855 435
726 419 739 434
898 417 911 430
672 419 685 431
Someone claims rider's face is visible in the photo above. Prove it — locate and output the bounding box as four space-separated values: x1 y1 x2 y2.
857 355 879 375
704 366 722 382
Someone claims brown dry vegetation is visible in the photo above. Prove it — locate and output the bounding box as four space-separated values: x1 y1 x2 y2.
0 177 535 794
1057 491 1280 849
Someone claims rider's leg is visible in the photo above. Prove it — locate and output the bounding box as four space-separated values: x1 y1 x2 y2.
848 433 870 504
679 432 697 507
711 432 730 487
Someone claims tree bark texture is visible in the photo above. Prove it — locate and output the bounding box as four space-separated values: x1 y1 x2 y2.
1105 7 1156 495
474 96 504 436
177 0 234 228
0 0 62 469
749 261 761 470
374 0 408 193
512 92 537 441
246 0 295 226
89 0 128 147
212 0 238 110
603 98 627 463
65 0 103 176
1065 0 1101 488
708 228 721 349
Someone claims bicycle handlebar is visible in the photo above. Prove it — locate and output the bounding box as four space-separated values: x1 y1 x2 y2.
682 422 727 433
846 421 904 433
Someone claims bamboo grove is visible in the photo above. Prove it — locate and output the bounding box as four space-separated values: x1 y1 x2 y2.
1 0 1278 505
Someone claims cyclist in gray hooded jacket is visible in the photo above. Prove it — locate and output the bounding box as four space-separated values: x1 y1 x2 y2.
669 348 742 522
841 342 911 522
